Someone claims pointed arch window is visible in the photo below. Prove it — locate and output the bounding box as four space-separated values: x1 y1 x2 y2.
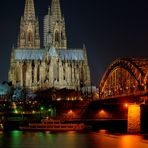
23 62 27 87
28 31 33 42
55 31 60 42
32 61 35 83
37 64 40 82
16 66 21 82
61 32 64 40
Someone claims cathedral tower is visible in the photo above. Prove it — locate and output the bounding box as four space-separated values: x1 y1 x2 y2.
17 0 40 49
44 0 67 49
9 0 91 93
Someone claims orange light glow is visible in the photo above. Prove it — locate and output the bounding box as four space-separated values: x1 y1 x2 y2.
124 103 129 108
68 110 73 114
100 110 105 114
98 109 109 118
120 135 142 148
128 104 140 133
67 110 75 119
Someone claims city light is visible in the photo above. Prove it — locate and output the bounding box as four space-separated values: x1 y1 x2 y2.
98 109 109 118
32 110 36 114
48 108 51 112
40 106 44 111
68 110 73 114
14 109 18 114
67 110 75 119
56 98 61 101
124 103 129 108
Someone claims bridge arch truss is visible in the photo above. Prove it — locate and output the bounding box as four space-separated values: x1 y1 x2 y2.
99 58 148 99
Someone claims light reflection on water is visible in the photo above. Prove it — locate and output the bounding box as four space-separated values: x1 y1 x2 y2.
119 135 142 148
0 130 148 148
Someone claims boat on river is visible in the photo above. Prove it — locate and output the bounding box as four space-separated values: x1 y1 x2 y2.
19 118 89 131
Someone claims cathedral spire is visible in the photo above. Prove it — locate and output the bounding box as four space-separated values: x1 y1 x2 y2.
44 0 67 49
51 0 62 20
24 0 36 20
17 0 40 49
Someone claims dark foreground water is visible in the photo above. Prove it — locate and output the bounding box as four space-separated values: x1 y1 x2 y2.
0 130 148 148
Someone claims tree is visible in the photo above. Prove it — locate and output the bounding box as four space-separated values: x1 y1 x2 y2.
12 84 26 101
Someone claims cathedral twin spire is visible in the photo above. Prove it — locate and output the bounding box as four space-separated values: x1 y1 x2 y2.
17 0 40 49
51 0 62 20
24 0 36 21
17 0 67 49
44 0 67 49
9 0 91 90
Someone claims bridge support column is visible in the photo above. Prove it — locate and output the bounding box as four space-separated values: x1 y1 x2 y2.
127 104 140 133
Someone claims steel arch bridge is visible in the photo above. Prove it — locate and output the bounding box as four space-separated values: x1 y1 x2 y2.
99 58 148 99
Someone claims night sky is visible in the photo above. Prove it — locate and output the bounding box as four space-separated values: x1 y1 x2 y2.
0 0 148 86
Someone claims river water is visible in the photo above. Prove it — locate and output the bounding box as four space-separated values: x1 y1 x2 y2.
0 130 148 148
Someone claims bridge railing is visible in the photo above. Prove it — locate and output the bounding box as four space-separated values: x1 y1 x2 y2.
99 90 148 100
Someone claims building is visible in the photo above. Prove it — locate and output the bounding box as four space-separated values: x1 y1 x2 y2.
8 0 91 91
0 82 12 100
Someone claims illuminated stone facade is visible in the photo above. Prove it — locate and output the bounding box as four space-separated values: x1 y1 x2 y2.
8 0 91 90
44 0 67 49
17 0 40 49
128 104 141 133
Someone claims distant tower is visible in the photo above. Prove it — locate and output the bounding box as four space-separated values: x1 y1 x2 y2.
44 0 67 49
17 0 40 49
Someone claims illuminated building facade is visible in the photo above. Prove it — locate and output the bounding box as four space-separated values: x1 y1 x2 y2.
8 0 91 90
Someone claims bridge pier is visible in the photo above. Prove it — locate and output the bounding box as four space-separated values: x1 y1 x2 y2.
127 104 140 133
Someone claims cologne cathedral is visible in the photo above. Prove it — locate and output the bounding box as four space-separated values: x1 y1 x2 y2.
9 0 91 91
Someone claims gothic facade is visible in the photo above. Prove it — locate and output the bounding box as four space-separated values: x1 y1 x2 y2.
9 0 91 91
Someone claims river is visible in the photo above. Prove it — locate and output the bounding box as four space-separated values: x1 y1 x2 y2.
0 130 148 148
